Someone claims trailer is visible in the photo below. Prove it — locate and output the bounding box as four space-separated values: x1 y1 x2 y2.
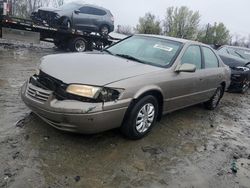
0 15 116 52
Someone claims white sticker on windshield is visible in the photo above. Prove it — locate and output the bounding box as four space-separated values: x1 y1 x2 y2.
153 44 173 52
244 51 250 55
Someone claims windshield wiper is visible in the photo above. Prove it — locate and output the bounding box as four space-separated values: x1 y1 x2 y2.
115 54 145 63
102 49 113 55
234 50 245 59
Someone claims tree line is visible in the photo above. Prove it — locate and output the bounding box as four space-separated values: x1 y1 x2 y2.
117 6 249 47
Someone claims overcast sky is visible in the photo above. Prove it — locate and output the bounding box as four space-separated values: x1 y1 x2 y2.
66 0 250 37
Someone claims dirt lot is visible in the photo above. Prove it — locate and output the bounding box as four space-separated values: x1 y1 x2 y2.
0 41 250 188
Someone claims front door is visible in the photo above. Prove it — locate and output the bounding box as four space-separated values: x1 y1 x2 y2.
73 6 93 31
164 45 204 112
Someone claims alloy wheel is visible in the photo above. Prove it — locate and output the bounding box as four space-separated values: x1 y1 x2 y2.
135 103 155 133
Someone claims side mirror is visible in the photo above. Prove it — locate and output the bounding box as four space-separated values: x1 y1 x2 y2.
74 10 80 14
175 63 196 73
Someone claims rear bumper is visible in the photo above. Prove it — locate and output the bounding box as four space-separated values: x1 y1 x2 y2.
21 81 130 134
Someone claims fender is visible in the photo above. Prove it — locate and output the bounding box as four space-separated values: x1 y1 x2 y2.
133 85 164 99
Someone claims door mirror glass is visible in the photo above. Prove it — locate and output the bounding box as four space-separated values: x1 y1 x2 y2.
74 10 80 14
175 63 196 73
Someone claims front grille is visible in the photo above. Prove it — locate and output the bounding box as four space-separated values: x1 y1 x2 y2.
30 71 99 103
38 10 58 27
27 84 51 103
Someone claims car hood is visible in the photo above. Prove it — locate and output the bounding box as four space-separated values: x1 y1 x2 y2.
38 7 61 12
39 52 162 86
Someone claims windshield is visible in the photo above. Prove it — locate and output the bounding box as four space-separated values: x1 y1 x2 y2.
107 35 182 67
228 47 250 60
59 2 81 10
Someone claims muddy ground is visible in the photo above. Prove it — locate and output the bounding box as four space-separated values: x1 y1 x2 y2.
0 40 250 188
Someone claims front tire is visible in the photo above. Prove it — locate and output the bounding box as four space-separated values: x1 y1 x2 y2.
204 86 224 110
240 80 249 94
120 95 159 140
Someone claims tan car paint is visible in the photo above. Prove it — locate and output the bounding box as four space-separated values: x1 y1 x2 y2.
21 35 231 134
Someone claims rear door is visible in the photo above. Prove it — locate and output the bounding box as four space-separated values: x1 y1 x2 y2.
73 6 106 32
198 46 222 100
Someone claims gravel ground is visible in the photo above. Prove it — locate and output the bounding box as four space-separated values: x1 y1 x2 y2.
0 40 250 188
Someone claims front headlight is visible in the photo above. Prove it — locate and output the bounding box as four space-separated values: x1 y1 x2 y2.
66 84 124 102
66 85 102 99
98 87 124 102
35 68 40 76
235 66 250 72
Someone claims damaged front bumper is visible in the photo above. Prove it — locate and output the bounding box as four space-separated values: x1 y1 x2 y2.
228 70 250 92
21 81 130 134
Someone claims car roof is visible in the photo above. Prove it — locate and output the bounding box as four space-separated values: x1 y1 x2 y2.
135 34 204 45
221 45 250 51
66 2 109 11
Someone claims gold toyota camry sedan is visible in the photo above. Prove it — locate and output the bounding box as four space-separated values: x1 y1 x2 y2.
21 35 231 139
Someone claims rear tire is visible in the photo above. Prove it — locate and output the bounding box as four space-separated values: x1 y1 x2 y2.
69 37 87 52
204 86 224 110
120 95 158 140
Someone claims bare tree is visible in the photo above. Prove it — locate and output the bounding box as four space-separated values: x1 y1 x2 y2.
12 0 63 17
231 34 250 47
116 25 133 35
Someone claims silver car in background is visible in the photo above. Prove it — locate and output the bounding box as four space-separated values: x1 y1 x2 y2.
31 2 114 35
21 35 231 139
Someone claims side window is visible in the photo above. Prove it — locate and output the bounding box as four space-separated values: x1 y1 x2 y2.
79 6 90 14
87 7 106 15
181 45 202 69
202 47 219 68
80 7 106 15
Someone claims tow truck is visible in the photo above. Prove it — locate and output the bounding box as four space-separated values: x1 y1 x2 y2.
0 14 118 52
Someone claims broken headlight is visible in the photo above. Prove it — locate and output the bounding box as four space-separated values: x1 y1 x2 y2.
66 84 123 102
98 88 123 102
35 68 40 76
66 85 102 99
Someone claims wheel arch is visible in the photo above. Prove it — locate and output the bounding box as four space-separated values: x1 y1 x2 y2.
59 16 72 26
220 81 226 97
127 86 164 121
